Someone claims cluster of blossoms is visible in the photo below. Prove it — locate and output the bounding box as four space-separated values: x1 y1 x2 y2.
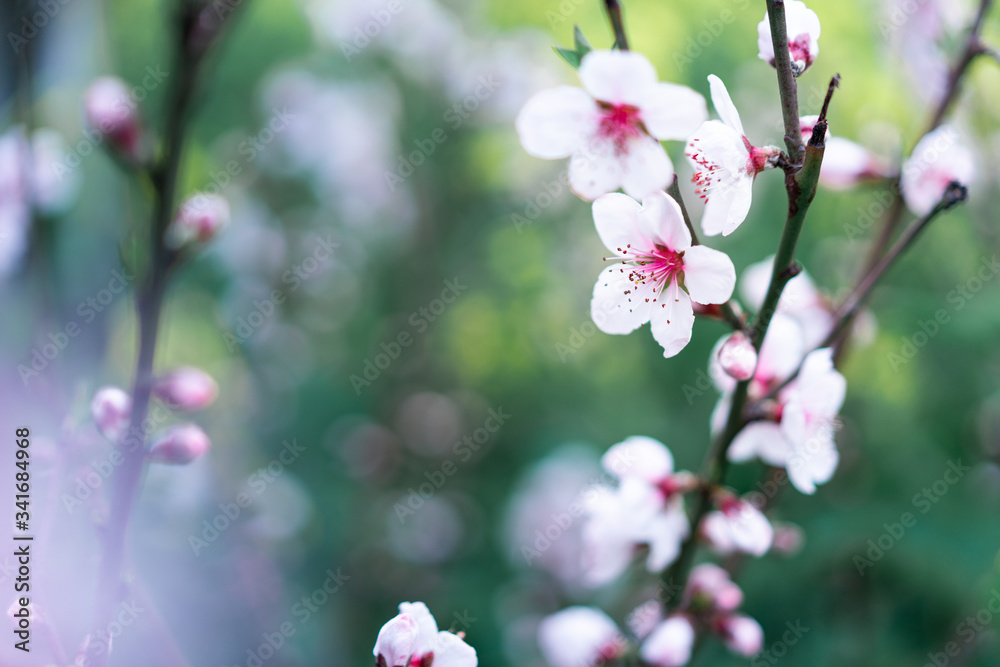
372 0 979 661
538 564 762 666
91 366 219 464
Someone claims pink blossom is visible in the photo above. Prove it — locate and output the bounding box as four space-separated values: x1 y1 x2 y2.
901 125 975 216
90 387 132 443
719 613 764 657
537 606 625 667
590 191 736 358
153 367 219 411
717 331 757 381
757 0 821 75
703 495 773 556
374 602 477 667
165 193 230 249
686 76 779 237
582 436 693 585
685 563 743 612
799 115 892 190
148 424 211 465
517 50 706 200
640 615 696 667
85 77 140 158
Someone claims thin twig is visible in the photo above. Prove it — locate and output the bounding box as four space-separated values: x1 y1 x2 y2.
603 0 630 50
765 0 804 163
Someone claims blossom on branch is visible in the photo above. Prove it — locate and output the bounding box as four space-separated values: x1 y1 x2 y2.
517 50 706 200
685 75 779 237
373 602 477 667
590 191 736 358
757 0 821 76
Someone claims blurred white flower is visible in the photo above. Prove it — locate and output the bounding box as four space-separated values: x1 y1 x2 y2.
537 606 626 667
582 436 693 586
901 125 975 216
640 615 696 667
739 257 833 349
799 115 893 190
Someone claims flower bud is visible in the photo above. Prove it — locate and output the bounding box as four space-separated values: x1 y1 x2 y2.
373 613 417 667
640 615 695 667
165 194 230 249
715 495 774 556
686 563 743 612
153 367 218 411
90 387 131 442
148 424 211 464
717 331 757 381
84 77 140 159
719 613 763 657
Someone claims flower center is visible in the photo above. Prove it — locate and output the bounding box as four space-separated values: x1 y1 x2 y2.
597 103 644 153
612 243 685 294
788 34 813 71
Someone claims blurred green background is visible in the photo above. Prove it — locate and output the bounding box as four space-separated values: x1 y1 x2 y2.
4 0 1000 665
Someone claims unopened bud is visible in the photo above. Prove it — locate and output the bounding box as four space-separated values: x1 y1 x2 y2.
149 424 211 464
84 77 140 158
153 367 218 411
165 194 230 249
686 563 743 612
719 613 763 657
90 387 131 443
718 332 757 381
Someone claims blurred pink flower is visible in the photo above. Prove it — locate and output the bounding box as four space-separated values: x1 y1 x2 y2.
154 367 218 411
901 125 975 216
537 606 625 667
374 602 477 667
149 424 211 465
91 386 132 443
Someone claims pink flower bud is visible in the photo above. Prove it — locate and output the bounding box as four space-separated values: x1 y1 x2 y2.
84 77 139 158
716 495 774 556
153 367 218 411
640 615 695 667
686 563 743 612
719 613 763 657
373 613 418 667
772 521 805 555
717 331 757 381
148 424 211 464
90 387 131 442
165 194 230 249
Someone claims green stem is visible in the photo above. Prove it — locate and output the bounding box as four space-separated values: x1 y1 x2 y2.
765 0 803 163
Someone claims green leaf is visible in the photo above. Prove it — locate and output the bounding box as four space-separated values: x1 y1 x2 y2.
553 45 581 69
573 25 592 58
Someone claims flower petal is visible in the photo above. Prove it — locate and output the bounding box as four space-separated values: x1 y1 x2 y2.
538 607 624 667
621 134 673 200
640 82 708 140
593 193 643 255
708 74 744 137
601 435 674 482
579 50 657 106
720 176 754 236
398 602 439 654
515 86 598 159
591 264 658 335
431 631 478 667
639 190 690 251
373 614 418 667
728 421 789 466
649 282 695 358
641 616 695 667
683 245 736 305
569 137 624 201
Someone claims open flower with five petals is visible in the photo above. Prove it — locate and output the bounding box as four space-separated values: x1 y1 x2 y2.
590 191 736 358
517 50 706 201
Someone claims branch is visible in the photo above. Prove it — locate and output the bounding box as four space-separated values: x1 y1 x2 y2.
860 0 993 274
828 183 969 350
603 0 630 50
765 0 804 163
